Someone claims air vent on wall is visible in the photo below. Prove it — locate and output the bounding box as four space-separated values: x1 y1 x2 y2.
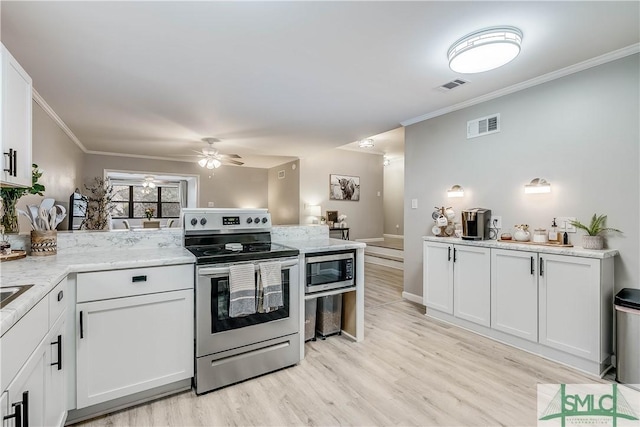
467 113 500 139
437 79 469 92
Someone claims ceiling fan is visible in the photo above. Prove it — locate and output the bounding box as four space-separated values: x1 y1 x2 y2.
193 138 243 169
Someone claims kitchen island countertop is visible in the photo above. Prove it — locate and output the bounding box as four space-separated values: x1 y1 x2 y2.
1 247 195 335
275 237 365 253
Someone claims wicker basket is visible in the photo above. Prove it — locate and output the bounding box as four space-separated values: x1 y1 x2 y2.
31 230 57 256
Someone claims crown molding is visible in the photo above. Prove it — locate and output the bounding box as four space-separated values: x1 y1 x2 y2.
32 88 88 152
401 43 640 127
85 150 197 163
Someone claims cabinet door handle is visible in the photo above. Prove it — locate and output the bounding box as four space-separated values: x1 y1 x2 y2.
57 290 64 301
539 257 544 276
80 310 84 339
453 248 457 262
12 149 17 177
132 275 147 283
50 334 62 370
4 399 22 427
3 148 13 175
447 246 451 261
530 256 534 275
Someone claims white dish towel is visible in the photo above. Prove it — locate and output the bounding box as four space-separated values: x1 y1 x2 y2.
229 263 256 317
258 262 283 313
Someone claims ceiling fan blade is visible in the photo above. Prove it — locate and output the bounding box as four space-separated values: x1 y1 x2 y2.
223 158 244 166
219 153 242 159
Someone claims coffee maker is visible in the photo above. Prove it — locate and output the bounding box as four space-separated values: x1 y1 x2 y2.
461 208 491 240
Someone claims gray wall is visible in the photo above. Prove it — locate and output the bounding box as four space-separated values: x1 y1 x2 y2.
17 100 85 231
83 154 269 209
300 149 384 240
404 54 639 298
383 156 404 236
268 160 300 225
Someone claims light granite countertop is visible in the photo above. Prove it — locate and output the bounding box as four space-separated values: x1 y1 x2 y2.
422 236 618 259
275 237 366 254
1 247 195 335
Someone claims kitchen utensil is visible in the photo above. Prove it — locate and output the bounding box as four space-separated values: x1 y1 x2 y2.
40 198 55 213
53 205 66 228
39 207 50 230
49 207 57 230
16 209 36 230
28 205 39 225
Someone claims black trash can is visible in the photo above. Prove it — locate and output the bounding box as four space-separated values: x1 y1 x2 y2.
615 288 640 391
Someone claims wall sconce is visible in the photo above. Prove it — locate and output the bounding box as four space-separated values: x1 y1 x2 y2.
524 178 551 194
447 185 464 198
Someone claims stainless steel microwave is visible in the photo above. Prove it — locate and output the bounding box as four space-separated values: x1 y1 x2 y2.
305 250 355 294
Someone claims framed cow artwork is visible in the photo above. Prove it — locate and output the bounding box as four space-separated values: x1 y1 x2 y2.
329 174 360 201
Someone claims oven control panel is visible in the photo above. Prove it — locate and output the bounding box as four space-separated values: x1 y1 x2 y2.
183 208 271 232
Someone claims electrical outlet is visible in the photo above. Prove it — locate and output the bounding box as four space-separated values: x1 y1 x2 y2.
208 202 215 207
490 216 502 229
556 217 576 232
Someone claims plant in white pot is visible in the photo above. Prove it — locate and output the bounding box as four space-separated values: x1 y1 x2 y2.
570 214 621 249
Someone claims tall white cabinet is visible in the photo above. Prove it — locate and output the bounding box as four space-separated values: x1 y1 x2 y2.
423 237 616 376
1 43 32 187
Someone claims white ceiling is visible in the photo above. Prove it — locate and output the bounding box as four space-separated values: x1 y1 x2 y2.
2 1 638 168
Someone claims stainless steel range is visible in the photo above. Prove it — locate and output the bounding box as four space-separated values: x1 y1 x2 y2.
183 208 301 394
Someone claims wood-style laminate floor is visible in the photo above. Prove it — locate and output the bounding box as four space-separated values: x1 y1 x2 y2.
77 263 608 426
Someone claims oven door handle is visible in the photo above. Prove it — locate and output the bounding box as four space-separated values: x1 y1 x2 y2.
198 259 298 276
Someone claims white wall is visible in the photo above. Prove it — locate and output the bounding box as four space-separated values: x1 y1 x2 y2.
268 160 300 225
383 156 404 236
404 54 639 298
300 149 384 240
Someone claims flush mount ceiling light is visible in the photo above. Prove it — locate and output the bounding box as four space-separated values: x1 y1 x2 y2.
142 176 156 189
447 184 464 198
524 178 551 194
448 26 523 74
358 138 374 148
383 156 391 166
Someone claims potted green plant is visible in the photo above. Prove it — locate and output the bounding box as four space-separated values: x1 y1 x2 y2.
570 214 621 249
0 164 46 233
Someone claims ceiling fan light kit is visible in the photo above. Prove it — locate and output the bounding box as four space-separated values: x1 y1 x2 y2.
448 26 523 74
196 137 243 168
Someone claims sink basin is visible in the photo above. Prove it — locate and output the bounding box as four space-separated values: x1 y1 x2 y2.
0 285 33 309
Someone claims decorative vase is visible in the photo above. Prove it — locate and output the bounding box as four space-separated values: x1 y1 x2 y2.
582 235 604 250
1 195 20 233
514 229 530 242
31 230 57 256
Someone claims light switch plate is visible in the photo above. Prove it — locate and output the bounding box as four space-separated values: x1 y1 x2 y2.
556 217 576 232
411 199 418 209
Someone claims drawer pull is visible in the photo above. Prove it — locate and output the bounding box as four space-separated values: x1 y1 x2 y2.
50 334 62 370
80 311 84 339
57 290 64 301
132 275 148 283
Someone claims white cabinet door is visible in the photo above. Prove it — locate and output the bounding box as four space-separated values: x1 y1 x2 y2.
539 254 600 360
45 316 67 427
76 290 194 409
491 249 538 341
423 241 454 314
453 245 491 327
5 340 46 427
0 44 32 187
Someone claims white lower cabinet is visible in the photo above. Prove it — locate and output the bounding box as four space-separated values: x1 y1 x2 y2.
453 245 490 327
423 241 490 327
75 265 194 409
539 254 601 360
1 280 67 427
423 238 615 375
491 249 538 342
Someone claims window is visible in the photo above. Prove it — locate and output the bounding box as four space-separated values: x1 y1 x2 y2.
112 185 181 219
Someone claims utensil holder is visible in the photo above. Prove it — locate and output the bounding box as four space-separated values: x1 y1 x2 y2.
31 230 57 256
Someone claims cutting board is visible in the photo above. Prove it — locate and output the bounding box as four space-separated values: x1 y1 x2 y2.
497 239 573 248
0 250 27 262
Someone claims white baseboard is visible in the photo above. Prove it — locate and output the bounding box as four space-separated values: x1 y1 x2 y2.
402 291 423 305
356 237 384 243
364 254 403 270
383 234 404 240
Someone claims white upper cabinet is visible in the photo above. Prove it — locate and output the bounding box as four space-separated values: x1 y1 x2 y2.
1 43 33 188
